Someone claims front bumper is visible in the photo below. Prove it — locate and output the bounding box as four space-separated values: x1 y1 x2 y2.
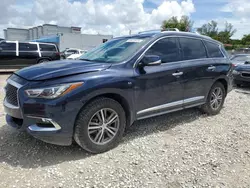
3 76 82 146
233 71 250 84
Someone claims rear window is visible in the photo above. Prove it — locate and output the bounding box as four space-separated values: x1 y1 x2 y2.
39 44 57 52
19 43 37 51
179 38 207 60
0 42 16 51
204 41 224 58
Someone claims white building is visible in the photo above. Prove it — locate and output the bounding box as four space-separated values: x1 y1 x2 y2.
3 24 113 51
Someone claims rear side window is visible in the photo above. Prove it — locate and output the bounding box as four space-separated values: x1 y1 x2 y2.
145 37 180 63
204 41 224 58
19 43 37 51
179 38 207 60
0 42 16 51
39 44 57 52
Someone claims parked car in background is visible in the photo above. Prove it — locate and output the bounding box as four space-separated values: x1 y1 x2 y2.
4 31 233 153
67 50 87 60
0 41 60 69
231 54 250 86
60 48 84 59
230 54 250 66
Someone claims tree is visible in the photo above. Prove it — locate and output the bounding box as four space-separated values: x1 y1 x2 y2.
197 20 219 39
218 22 237 44
161 16 193 32
197 21 236 44
241 34 250 45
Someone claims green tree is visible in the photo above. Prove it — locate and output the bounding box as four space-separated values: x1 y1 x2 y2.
197 20 219 39
218 22 237 44
241 34 250 45
161 16 193 31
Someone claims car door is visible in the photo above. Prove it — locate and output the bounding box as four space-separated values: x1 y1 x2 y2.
18 42 40 67
179 37 217 108
0 41 18 69
134 37 185 119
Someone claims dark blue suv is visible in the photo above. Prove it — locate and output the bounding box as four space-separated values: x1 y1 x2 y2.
4 31 233 153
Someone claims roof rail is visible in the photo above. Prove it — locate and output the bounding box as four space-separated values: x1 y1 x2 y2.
162 28 180 32
138 29 162 34
138 28 180 35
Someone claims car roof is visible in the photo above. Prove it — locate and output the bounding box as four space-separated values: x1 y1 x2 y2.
115 31 221 45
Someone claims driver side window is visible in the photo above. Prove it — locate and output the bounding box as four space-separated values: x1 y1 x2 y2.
145 37 180 63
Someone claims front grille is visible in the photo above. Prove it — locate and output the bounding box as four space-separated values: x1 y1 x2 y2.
242 72 250 78
5 84 18 106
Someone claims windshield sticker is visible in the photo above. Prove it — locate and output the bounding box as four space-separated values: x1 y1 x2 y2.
126 39 143 43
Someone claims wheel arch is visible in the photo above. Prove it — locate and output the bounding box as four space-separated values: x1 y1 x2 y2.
75 92 135 129
36 57 52 63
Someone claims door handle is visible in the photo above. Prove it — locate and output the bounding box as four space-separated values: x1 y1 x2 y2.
172 72 183 76
207 66 216 70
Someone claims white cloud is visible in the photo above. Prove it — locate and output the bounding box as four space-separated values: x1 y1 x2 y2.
221 0 250 38
0 0 195 38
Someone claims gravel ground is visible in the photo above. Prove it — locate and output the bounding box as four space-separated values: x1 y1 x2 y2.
0 73 250 188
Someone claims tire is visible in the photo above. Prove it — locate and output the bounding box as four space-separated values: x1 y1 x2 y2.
74 97 126 153
201 82 226 115
38 59 50 64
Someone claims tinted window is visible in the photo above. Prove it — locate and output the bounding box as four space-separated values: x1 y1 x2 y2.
179 38 207 60
19 43 37 51
145 37 180 63
204 41 224 58
0 42 16 51
40 44 57 52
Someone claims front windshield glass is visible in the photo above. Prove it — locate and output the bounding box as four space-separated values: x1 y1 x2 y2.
79 37 151 63
231 55 250 63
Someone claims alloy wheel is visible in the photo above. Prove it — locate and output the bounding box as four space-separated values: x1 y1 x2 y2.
210 87 223 110
88 108 119 145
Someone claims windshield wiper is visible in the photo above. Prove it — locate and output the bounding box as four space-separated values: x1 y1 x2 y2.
79 58 92 61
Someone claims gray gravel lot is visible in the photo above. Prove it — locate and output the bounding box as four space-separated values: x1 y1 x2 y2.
0 74 250 188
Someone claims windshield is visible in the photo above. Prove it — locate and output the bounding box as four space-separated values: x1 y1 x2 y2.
231 55 250 63
79 37 151 63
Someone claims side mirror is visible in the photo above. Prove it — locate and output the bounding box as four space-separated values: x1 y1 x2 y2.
141 55 161 66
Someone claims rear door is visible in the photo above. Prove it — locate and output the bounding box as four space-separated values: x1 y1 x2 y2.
134 37 185 119
179 37 214 107
18 42 39 67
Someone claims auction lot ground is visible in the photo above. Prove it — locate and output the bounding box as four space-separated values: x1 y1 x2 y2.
0 73 250 188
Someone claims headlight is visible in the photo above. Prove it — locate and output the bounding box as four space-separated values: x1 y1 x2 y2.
25 82 83 99
232 70 240 75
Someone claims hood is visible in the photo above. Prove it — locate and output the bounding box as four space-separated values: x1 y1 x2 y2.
67 54 82 59
15 60 111 81
235 63 250 71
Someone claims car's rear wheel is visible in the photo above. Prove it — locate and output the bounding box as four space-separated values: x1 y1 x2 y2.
74 97 126 153
201 82 226 115
38 59 50 64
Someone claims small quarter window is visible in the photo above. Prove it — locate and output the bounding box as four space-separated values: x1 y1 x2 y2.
40 44 57 52
204 41 224 58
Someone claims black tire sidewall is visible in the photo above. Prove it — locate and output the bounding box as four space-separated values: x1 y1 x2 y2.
74 98 126 153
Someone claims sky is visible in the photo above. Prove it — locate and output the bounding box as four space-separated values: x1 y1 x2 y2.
1 0 250 39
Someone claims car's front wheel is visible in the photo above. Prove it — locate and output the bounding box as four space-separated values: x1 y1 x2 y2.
74 97 126 153
201 82 226 115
